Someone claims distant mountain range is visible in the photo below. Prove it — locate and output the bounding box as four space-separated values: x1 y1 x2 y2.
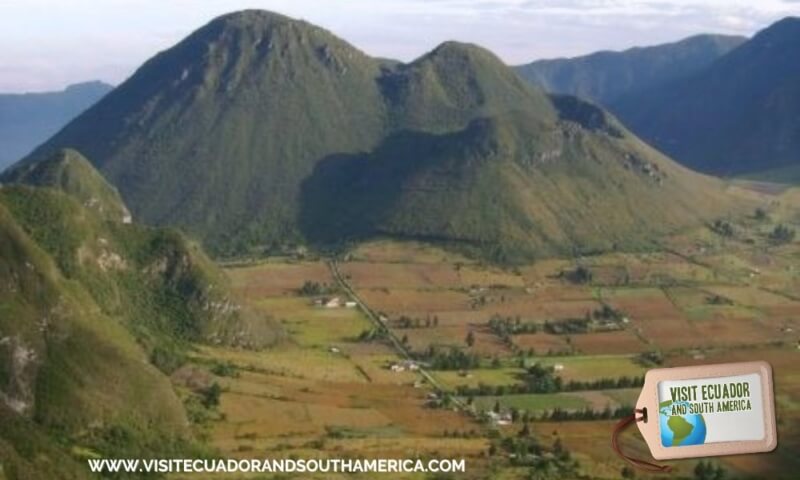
518 17 800 177
516 34 745 106
11 10 738 262
0 81 113 170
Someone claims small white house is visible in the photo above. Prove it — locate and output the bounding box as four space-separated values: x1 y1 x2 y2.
553 363 565 372
487 411 513 426
324 297 341 308
389 360 420 372
345 301 357 308
497 413 513 426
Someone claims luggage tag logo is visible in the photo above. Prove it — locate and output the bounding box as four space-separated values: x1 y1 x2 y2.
614 361 777 472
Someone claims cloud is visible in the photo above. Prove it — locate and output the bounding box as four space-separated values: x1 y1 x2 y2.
0 0 798 92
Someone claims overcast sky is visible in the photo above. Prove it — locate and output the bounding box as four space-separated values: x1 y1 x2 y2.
1 0 798 92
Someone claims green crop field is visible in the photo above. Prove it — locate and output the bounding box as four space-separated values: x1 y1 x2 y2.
530 355 646 382
471 393 590 412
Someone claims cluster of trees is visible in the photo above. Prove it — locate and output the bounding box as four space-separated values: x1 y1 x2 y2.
416 346 480 370
542 305 625 335
593 304 624 321
200 382 222 409
489 315 539 336
710 214 796 246
637 350 664 366
769 224 796 244
441 429 480 438
523 362 562 393
537 405 632 422
456 372 642 397
693 461 726 480
488 306 625 340
489 436 579 480
210 361 239 378
564 265 593 284
711 219 735 237
393 314 440 329
543 317 587 335
357 327 388 342
563 375 643 391
297 280 336 296
706 294 733 305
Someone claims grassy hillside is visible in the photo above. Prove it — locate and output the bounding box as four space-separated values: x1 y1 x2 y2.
0 200 190 479
4 148 130 222
15 10 744 262
0 152 276 479
14 11 389 254
302 101 737 263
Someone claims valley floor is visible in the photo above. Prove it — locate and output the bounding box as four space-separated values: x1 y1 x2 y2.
172 188 800 480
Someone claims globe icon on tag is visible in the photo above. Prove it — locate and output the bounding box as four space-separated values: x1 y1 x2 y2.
659 400 707 447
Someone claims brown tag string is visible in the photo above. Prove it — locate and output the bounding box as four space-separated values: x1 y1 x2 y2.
611 408 673 473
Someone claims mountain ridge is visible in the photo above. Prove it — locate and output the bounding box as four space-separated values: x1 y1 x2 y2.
611 16 800 175
0 81 113 170
515 33 745 105
13 9 743 261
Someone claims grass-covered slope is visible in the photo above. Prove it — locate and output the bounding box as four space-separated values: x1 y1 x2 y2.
16 10 742 261
0 201 189 479
381 41 556 131
3 148 131 222
301 100 735 262
0 153 275 479
15 10 389 253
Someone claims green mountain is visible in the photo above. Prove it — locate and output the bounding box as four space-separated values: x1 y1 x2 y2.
516 34 745 105
0 81 113 171
611 17 800 176
5 148 131 222
14 10 739 261
301 102 735 262
0 150 273 479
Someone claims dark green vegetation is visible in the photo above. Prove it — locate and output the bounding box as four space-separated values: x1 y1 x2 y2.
516 34 744 105
610 17 800 176
4 148 131 222
300 102 736 263
518 17 800 178
15 10 740 262
0 81 112 171
0 150 276 479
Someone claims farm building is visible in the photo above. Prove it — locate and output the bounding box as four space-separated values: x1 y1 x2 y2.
389 360 421 372
324 297 342 308
487 411 513 426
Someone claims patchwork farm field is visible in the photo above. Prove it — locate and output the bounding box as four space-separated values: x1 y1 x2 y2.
177 198 800 479
174 259 492 479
